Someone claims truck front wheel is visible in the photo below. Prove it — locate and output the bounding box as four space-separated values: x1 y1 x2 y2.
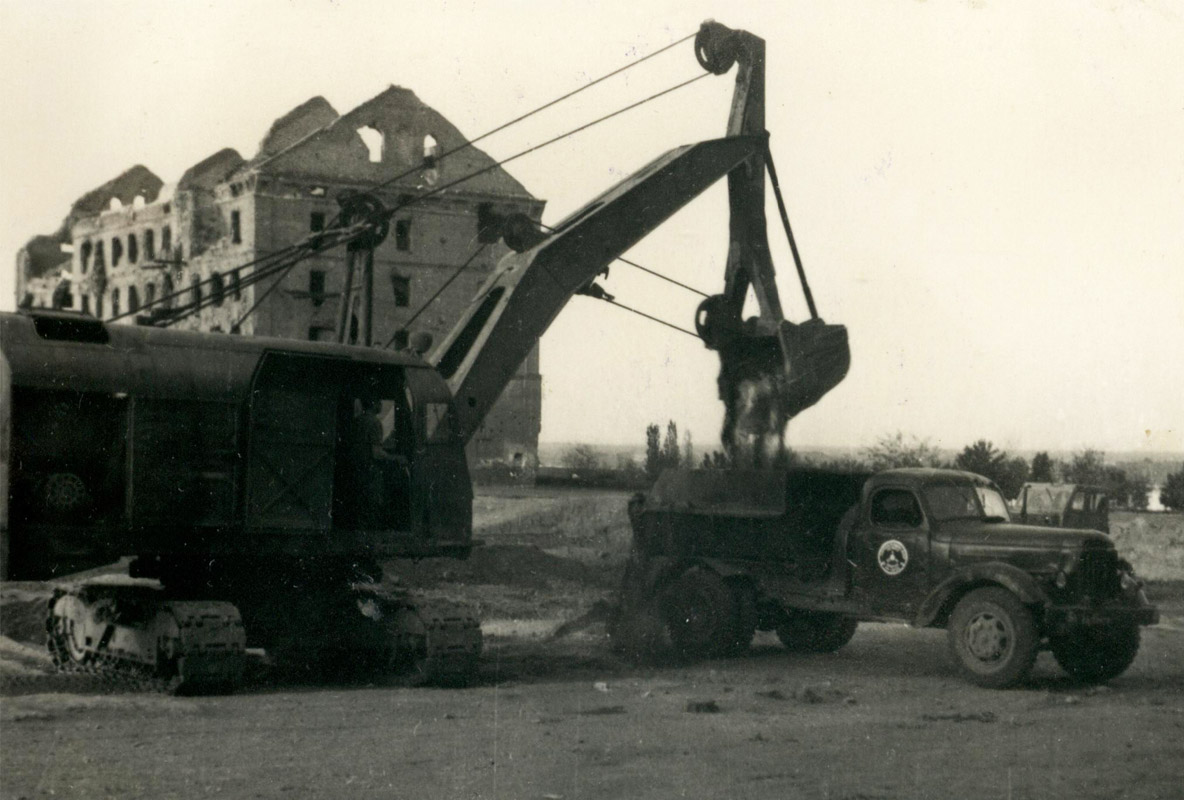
776 610 858 653
947 587 1039 689
1051 623 1140 684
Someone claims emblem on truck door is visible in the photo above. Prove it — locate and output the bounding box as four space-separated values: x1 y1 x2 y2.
877 540 909 576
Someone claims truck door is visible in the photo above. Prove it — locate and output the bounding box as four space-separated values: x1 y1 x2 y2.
857 487 930 615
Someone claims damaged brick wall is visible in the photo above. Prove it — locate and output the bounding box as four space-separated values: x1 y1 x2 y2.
16 86 545 470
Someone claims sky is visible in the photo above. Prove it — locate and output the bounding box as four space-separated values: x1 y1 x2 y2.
1 0 1181 457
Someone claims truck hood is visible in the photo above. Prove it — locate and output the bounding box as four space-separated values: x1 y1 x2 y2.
938 521 1112 551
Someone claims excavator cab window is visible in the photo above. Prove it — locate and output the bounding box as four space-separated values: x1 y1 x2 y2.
334 373 413 532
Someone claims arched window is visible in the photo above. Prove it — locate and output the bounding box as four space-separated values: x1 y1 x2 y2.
109 197 123 211
161 225 172 256
190 274 202 308
144 229 155 261
423 133 439 166
356 125 384 162
145 283 156 306
111 237 123 267
94 241 105 269
128 285 140 313
80 241 92 274
111 288 121 317
211 271 224 306
229 268 241 300
128 233 138 264
161 274 174 309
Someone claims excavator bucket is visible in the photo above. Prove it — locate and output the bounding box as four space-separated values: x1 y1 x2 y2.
776 319 850 418
716 318 849 464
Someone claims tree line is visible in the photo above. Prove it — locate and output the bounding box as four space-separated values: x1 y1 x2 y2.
563 424 1184 511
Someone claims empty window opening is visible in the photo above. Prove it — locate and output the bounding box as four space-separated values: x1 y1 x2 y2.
395 219 411 251
128 285 140 314
80 241 93 274
230 268 241 300
94 241 105 269
230 183 242 198
191 274 203 308
109 197 123 211
127 233 138 264
111 237 123 267
111 288 121 317
95 294 103 318
309 270 326 305
81 295 91 315
161 274 174 309
145 283 156 306
356 125 384 163
310 212 326 232
132 195 146 209
161 225 172 256
390 272 410 306
144 229 155 260
163 203 171 214
211 271 225 306
423 134 439 167
230 210 241 244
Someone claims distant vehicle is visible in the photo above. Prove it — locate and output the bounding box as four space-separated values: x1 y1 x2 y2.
1012 482 1109 533
614 468 1157 688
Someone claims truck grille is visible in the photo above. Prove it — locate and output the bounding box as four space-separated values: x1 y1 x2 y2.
1075 549 1120 600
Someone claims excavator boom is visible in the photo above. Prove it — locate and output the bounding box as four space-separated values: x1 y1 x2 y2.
431 21 849 462
432 135 765 442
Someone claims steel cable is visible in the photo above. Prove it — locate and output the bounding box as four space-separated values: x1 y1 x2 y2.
111 37 709 329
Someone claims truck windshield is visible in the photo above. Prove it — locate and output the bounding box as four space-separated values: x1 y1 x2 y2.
924 484 1011 523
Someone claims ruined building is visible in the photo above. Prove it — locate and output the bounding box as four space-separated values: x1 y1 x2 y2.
14 87 544 469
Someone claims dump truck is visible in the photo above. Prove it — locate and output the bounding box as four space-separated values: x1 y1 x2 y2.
614 467 1158 688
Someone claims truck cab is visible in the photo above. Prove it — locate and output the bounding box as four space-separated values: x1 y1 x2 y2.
617 467 1158 688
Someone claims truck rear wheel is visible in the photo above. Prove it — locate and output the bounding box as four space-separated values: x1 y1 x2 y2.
947 587 1038 688
661 567 736 659
776 610 858 653
1051 623 1140 684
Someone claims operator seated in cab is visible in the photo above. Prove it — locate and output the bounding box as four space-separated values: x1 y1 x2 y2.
345 393 409 530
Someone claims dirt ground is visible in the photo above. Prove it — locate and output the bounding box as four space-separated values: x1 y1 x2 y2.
3 490 1183 800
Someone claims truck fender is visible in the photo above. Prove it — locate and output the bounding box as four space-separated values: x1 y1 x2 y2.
914 562 1048 628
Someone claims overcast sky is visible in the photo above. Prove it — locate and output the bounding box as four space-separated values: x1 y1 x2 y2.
2 0 1181 456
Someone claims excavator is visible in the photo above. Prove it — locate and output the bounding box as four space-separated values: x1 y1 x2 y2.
0 21 848 691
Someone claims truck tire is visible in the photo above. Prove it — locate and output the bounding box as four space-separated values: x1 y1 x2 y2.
660 567 736 659
947 587 1038 689
1051 623 1140 684
776 610 858 653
